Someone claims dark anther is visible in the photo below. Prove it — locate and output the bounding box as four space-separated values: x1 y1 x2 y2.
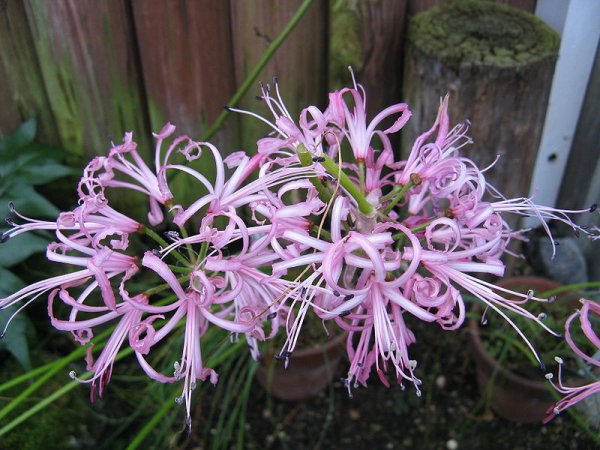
267 311 277 320
255 95 263 101
553 240 561 246
590 203 597 213
0 232 10 243
163 230 180 241
7 201 15 212
539 361 546 371
224 106 233 112
574 229 581 238
273 76 279 85
345 294 355 300
339 310 351 317
333 290 340 297
325 174 337 182
312 156 326 163
5 217 16 226
151 249 162 257
275 350 292 360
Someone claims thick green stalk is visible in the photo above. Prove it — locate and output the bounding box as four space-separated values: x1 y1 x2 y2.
141 225 190 267
384 177 418 214
320 154 374 216
296 145 332 203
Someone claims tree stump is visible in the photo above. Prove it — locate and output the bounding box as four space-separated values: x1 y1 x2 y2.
402 0 560 201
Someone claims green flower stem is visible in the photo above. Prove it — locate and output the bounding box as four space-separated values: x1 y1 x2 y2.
167 264 193 275
296 145 332 203
320 154 374 216
198 241 209 267
384 179 416 214
144 275 189 297
379 185 401 204
311 224 331 240
202 0 316 142
358 161 366 192
178 225 197 265
141 225 190 267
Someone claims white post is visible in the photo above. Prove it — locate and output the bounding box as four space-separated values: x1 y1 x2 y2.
525 0 600 227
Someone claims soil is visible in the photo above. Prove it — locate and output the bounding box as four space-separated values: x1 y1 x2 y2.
232 320 596 450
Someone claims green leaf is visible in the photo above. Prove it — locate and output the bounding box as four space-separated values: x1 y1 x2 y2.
0 268 33 371
19 162 78 185
0 306 34 371
0 232 50 268
1 184 60 218
0 267 25 296
0 118 37 157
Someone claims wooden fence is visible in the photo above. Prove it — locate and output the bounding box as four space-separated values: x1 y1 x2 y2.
0 0 540 156
1 0 596 214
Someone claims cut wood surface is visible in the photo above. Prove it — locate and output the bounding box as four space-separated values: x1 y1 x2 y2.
402 0 559 201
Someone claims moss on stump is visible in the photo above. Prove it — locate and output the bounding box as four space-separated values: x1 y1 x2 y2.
408 0 559 69
402 0 560 207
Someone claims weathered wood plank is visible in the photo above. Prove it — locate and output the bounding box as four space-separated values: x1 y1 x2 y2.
0 0 57 143
357 0 408 112
131 0 237 148
23 0 150 157
230 0 328 150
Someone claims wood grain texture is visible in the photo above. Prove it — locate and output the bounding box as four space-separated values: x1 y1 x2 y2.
131 0 237 148
0 0 57 142
402 1 558 202
230 0 328 150
23 0 149 157
357 0 408 120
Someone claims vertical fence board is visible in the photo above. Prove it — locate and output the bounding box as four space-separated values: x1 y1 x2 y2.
0 0 57 142
357 0 408 120
23 0 149 157
131 0 237 148
230 0 328 151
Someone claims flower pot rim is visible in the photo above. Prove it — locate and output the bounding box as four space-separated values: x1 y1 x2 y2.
468 318 550 391
468 276 565 391
274 330 347 359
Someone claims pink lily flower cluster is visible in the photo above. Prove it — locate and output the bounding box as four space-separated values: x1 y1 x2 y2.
1 78 598 426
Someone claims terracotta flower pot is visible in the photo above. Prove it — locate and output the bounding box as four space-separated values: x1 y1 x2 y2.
468 276 563 423
256 332 347 401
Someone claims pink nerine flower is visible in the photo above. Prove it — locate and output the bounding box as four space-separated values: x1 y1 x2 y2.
544 299 600 423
